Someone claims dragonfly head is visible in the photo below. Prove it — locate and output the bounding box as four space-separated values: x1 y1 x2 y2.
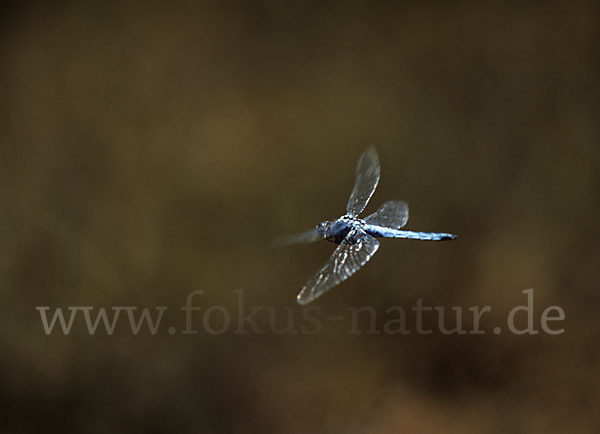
316 221 329 239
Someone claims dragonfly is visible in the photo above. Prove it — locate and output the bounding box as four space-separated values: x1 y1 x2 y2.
277 147 457 305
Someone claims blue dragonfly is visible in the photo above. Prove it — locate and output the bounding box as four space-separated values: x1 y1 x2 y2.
278 147 456 305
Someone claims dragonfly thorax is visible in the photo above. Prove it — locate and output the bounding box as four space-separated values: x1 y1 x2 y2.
317 216 365 244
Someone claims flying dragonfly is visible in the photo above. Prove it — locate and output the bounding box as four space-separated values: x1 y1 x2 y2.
277 147 457 305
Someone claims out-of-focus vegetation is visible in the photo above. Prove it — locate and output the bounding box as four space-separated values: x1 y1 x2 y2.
2 1 599 432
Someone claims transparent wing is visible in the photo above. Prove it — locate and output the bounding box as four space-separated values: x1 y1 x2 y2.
346 147 381 216
364 200 409 229
296 229 380 305
272 229 321 247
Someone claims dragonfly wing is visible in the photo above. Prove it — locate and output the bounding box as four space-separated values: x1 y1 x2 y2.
364 200 409 229
346 147 381 216
272 229 321 246
296 229 380 305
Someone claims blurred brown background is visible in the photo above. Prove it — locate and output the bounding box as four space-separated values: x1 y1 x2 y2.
2 1 600 433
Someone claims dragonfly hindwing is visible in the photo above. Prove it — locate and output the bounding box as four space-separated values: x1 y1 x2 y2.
296 229 379 305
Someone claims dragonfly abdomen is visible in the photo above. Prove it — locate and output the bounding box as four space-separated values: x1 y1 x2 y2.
364 225 456 241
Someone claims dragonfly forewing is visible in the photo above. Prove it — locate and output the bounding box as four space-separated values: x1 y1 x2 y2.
272 229 321 246
346 147 381 216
